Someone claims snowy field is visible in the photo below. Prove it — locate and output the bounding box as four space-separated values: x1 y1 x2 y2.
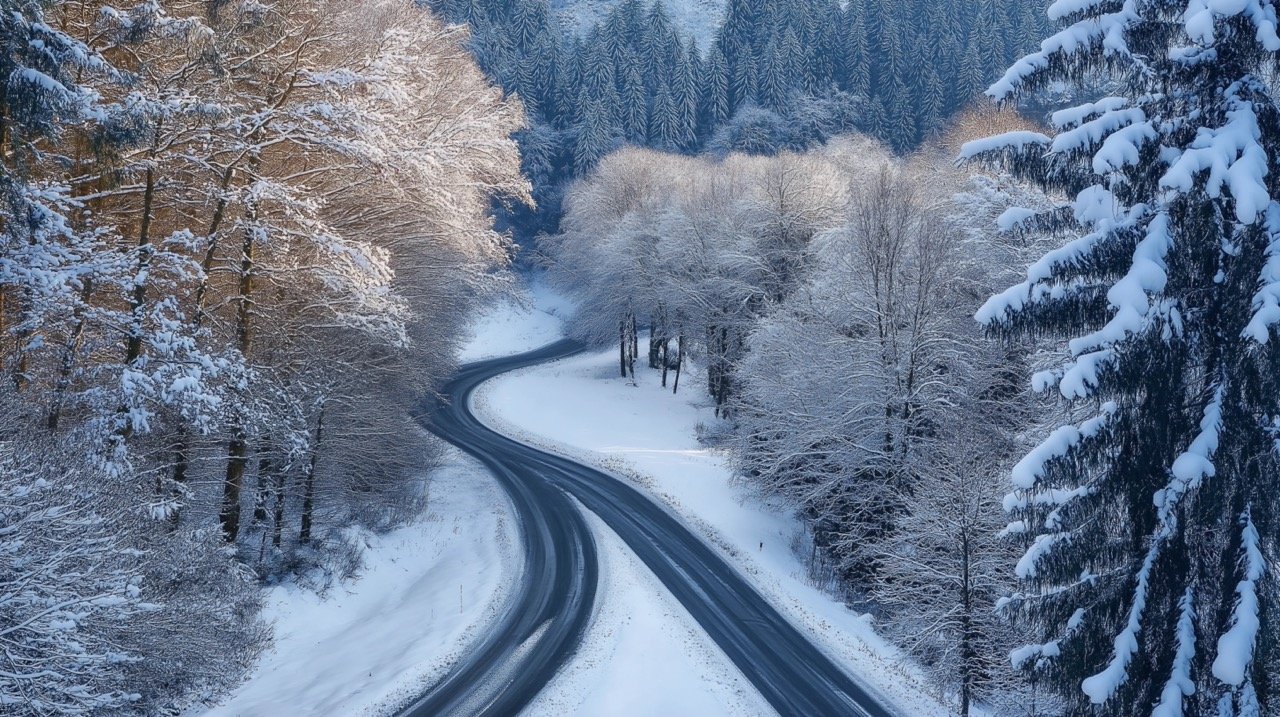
199 456 518 717
476 345 955 717
456 281 572 362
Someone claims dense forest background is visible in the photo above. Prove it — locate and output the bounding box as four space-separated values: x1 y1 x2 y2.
427 0 1051 238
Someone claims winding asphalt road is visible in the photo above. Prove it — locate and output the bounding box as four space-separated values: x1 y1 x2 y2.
405 340 897 717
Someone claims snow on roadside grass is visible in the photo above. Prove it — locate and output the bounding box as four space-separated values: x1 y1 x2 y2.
475 348 953 717
526 508 772 717
199 452 519 717
458 277 570 362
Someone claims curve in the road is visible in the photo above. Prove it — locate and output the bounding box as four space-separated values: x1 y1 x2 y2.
405 340 898 717
402 343 598 717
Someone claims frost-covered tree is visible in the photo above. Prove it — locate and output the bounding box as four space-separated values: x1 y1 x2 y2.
1 0 526 711
871 437 1023 717
965 1 1280 713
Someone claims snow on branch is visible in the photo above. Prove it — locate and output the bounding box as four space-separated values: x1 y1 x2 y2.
1081 535 1161 703
1066 212 1172 357
1213 508 1266 687
958 131 1050 162
1243 203 1280 343
1051 97 1129 129
1157 384 1225 524
1010 403 1117 491
1160 82 1272 225
1152 588 1197 717
1182 0 1280 51
987 3 1139 100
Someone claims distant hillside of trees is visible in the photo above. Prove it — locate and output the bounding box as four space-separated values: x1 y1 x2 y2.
428 0 1050 237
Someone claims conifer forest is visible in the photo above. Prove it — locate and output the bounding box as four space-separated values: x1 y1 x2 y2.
3 1 1280 716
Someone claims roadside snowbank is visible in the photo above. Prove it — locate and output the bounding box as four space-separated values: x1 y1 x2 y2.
201 455 518 717
458 279 572 362
476 347 953 717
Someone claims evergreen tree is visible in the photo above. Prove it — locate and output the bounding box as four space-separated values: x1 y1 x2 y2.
840 0 871 96
649 79 678 151
702 45 731 130
914 56 943 140
620 52 649 144
511 0 548 52
730 46 758 111
954 38 986 112
672 40 700 151
758 38 790 113
573 95 619 172
641 2 679 95
577 35 620 126
968 3 1280 714
553 38 583 130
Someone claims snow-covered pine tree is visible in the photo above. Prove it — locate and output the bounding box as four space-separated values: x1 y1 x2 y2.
649 79 679 151
965 1 1280 714
840 1 871 97
675 39 700 145
620 53 649 144
701 45 731 130
0 0 118 403
510 0 548 53
758 39 789 113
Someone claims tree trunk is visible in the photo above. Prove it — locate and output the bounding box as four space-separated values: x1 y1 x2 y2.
124 121 162 368
660 337 670 388
713 326 731 417
169 425 189 530
627 314 637 381
299 404 325 545
253 438 272 524
220 199 259 543
672 332 684 394
220 198 259 540
272 466 286 549
629 313 639 366
620 319 627 377
220 432 248 543
46 278 93 430
169 163 237 493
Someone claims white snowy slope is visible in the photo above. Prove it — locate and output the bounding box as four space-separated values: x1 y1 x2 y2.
524 510 772 717
550 0 726 47
199 456 518 717
457 279 574 362
475 347 957 717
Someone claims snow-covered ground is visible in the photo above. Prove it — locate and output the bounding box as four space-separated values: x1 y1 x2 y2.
200 456 518 717
457 280 572 362
476 345 955 717
525 510 770 717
